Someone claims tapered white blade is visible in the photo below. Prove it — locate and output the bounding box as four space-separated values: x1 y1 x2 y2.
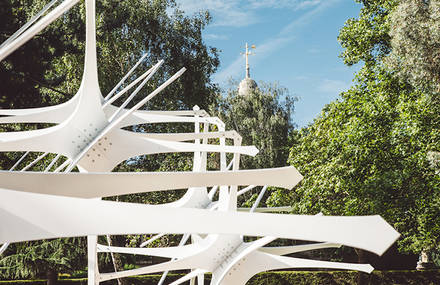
217 251 374 285
0 189 399 255
0 166 302 198
259 242 341 255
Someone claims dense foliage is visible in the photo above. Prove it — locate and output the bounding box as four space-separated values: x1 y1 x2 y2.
0 239 86 281
212 81 296 170
210 81 296 207
386 0 440 94
0 0 219 110
0 0 219 281
271 0 440 255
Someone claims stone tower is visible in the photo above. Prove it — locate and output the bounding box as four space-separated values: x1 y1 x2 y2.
238 43 257 96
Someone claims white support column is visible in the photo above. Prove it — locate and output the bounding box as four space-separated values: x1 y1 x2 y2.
227 134 242 211
217 120 229 211
192 105 201 171
88 235 99 285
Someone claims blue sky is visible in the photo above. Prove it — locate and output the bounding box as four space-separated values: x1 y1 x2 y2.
175 0 362 128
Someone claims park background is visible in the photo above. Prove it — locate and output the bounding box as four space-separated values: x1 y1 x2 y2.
0 0 439 284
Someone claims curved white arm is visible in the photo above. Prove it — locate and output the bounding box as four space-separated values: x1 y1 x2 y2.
259 242 342 255
213 236 276 285
0 189 400 256
0 166 302 198
219 251 374 285
168 269 208 285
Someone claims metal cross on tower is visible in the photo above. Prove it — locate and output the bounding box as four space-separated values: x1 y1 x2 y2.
242 43 255 79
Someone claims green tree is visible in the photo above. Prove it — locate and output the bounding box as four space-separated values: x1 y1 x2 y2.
211 81 296 207
271 0 440 260
0 238 86 285
0 0 220 282
0 0 219 110
281 67 440 253
0 0 81 108
212 81 296 170
386 0 440 94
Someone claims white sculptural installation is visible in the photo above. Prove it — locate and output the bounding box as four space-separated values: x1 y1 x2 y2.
0 1 400 284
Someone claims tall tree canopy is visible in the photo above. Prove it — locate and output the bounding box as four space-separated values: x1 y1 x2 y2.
0 0 220 281
211 81 296 208
0 0 219 110
212 81 296 170
386 0 440 94
274 0 440 255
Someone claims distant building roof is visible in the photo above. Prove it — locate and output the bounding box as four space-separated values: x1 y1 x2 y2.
238 77 257 96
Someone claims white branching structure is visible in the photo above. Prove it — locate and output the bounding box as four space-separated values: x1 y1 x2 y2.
0 0 400 284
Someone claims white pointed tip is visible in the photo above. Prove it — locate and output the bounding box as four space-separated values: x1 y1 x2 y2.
284 166 303 189
362 264 374 274
250 146 259 156
375 217 401 256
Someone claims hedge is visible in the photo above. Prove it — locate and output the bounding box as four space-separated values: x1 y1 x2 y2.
1 270 439 285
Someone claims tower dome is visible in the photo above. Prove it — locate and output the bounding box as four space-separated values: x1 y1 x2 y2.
238 43 257 96
238 77 257 96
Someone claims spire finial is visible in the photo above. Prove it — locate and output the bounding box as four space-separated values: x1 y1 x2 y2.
243 43 255 79
238 43 257 96
245 43 250 78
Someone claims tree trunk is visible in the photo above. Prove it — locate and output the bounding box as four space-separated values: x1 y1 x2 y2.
355 249 368 285
46 268 58 285
107 235 128 285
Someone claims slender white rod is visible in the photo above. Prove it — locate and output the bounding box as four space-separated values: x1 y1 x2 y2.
0 0 80 62
9 151 30 171
20 152 48 171
168 269 207 285
44 154 61 172
140 233 165 248
0 0 59 49
237 185 256 196
108 62 179 124
105 234 122 285
0 243 9 255
102 64 158 108
157 234 190 285
250 185 268 213
54 158 71 172
207 160 234 200
108 60 164 121
104 53 149 100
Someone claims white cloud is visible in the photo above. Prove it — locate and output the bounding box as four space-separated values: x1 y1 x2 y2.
204 33 229 40
213 36 293 82
176 0 329 27
175 0 256 27
279 0 340 35
317 79 350 94
213 0 341 83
